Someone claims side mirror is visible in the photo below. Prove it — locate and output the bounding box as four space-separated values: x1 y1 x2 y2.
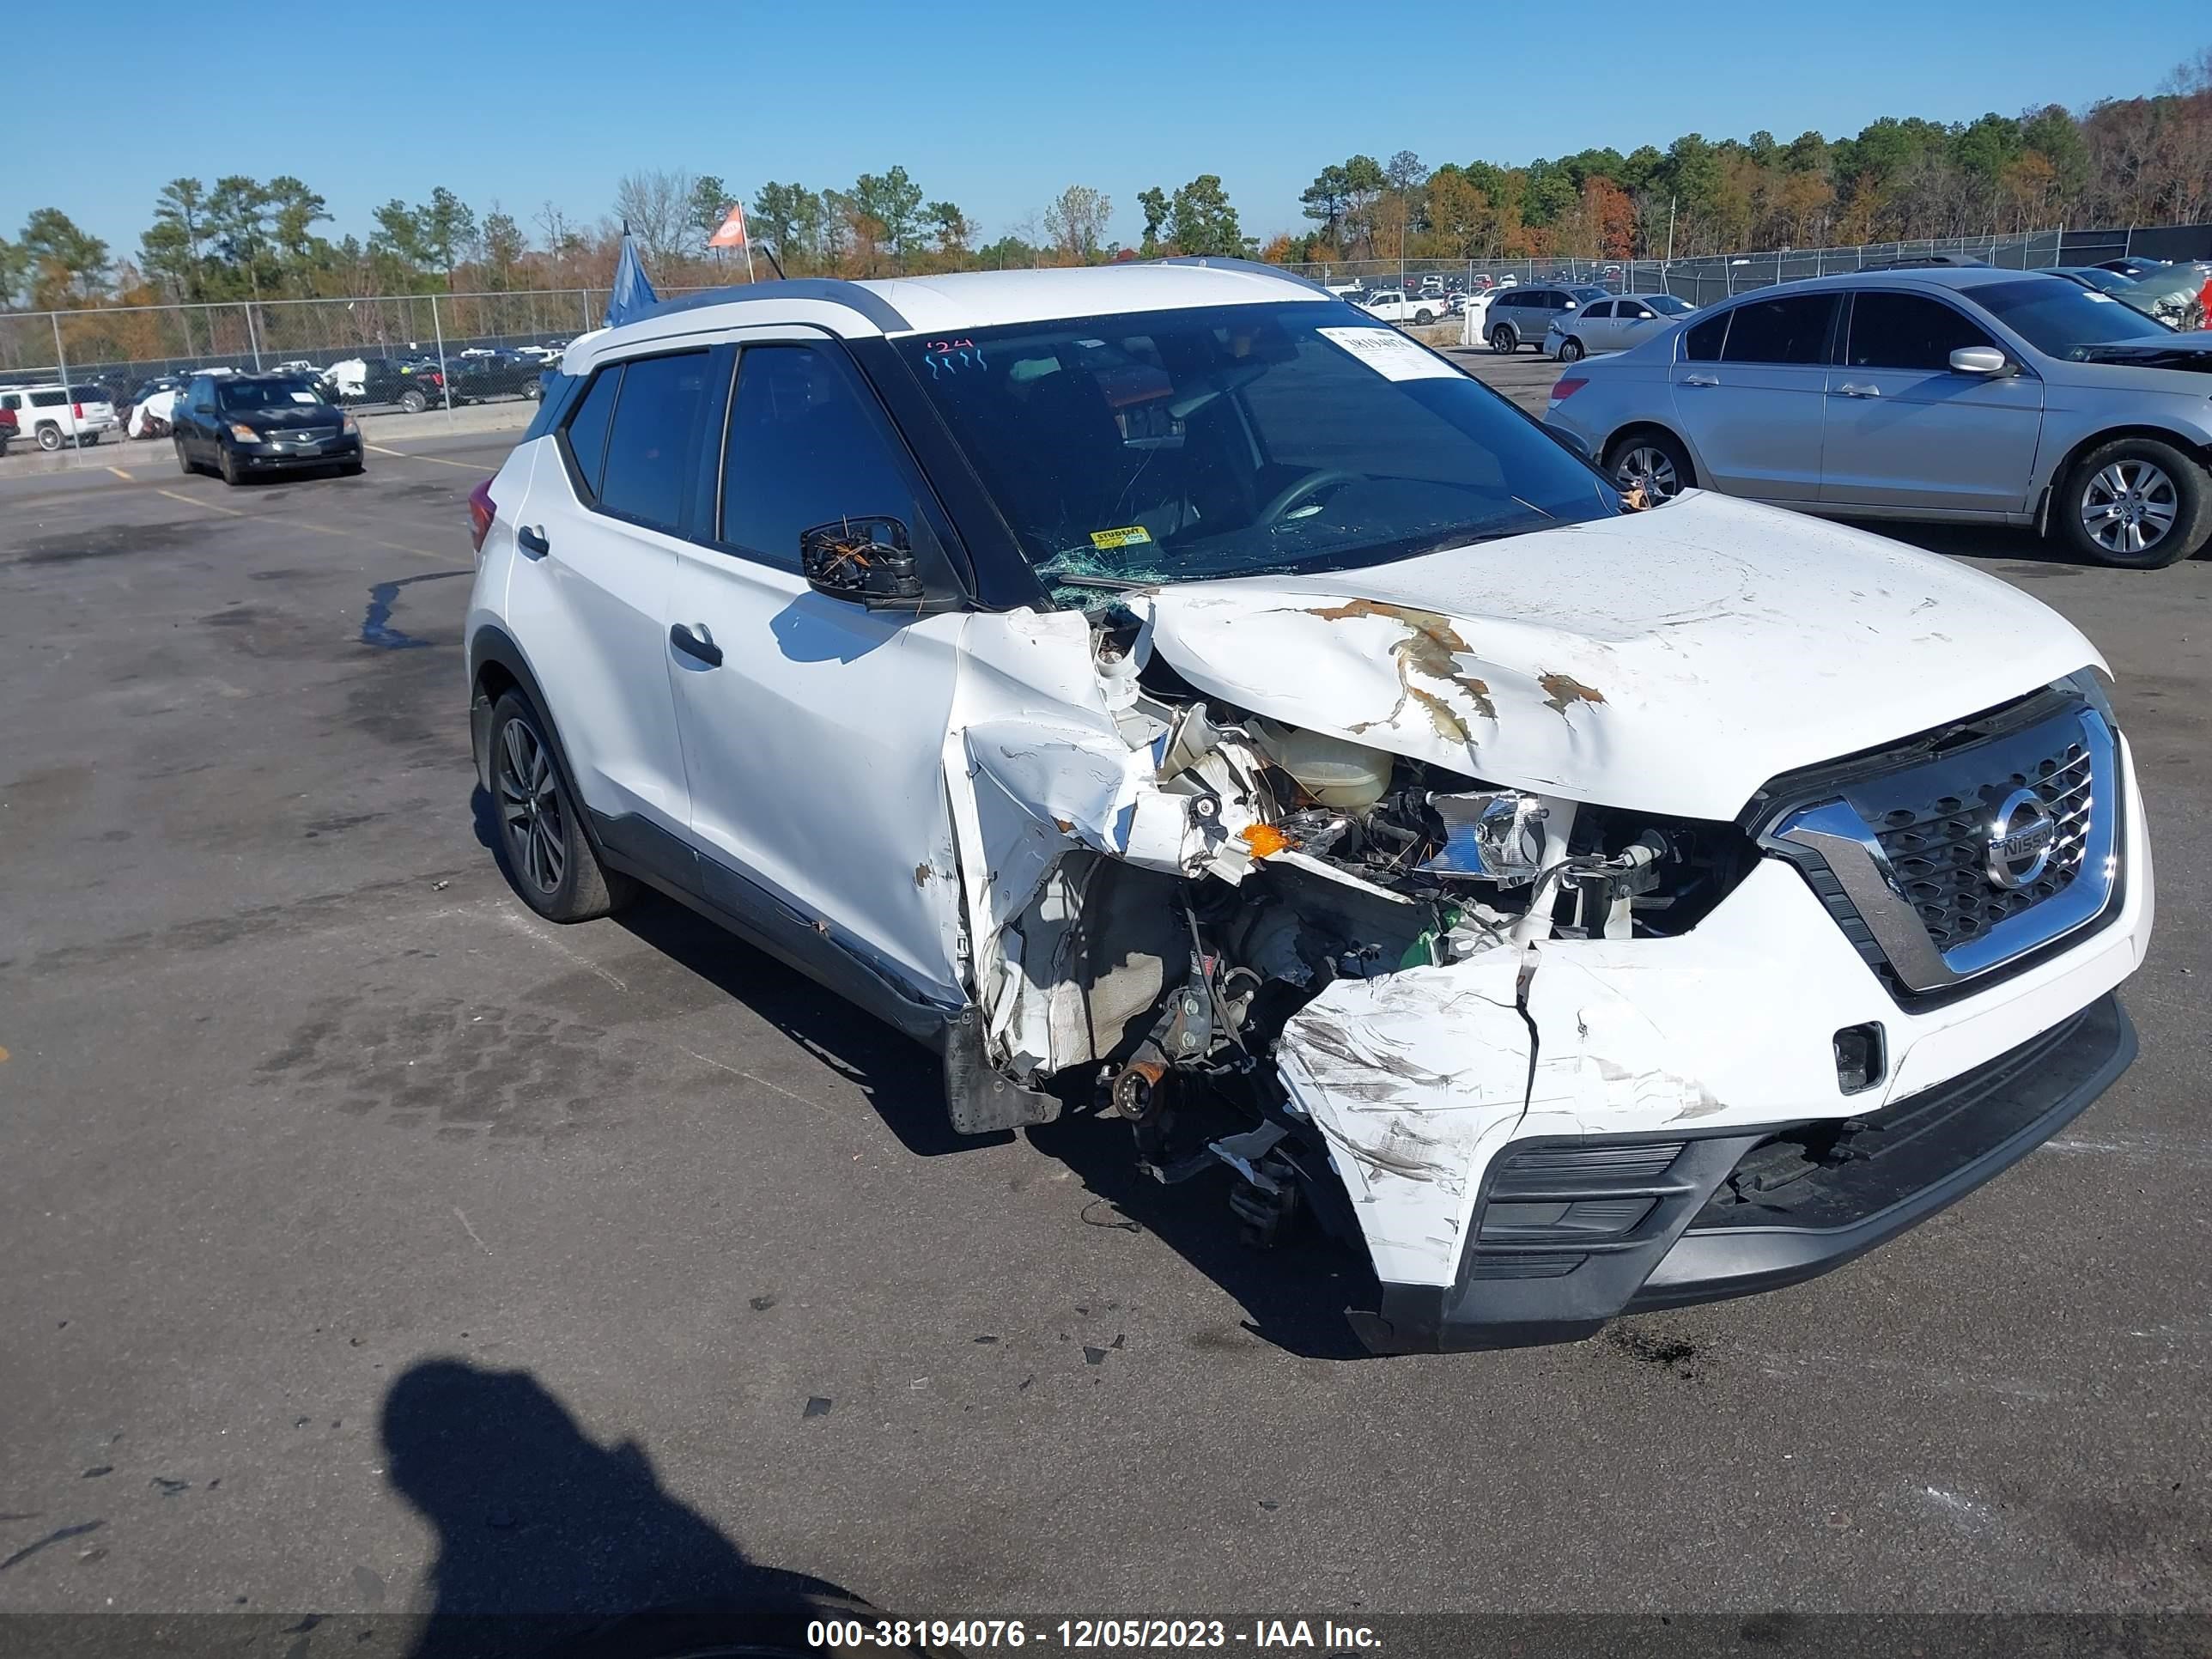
1949 346 2009 375
800 515 925 611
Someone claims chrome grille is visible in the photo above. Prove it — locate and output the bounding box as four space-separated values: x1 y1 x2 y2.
1761 691 2121 1000
1875 738 2092 951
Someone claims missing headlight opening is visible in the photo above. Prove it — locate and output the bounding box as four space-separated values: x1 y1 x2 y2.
958 593 1760 1264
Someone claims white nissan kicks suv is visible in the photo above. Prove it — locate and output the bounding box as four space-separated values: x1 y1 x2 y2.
466 261 2153 1352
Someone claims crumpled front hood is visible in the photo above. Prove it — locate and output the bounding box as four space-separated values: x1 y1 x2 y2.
1144 491 2103 820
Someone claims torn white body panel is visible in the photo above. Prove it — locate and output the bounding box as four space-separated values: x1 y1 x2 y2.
1143 490 2106 819
939 605 1278 1075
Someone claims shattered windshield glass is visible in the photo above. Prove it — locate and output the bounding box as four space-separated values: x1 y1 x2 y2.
896 301 1618 603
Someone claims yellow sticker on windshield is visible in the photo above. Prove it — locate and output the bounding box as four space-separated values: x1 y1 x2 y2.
1090 526 1152 550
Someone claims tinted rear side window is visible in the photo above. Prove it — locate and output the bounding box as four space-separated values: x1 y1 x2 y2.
1719 294 1838 365
719 344 927 570
1844 291 1996 371
562 366 621 498
30 389 67 407
597 351 710 532
1682 313 1729 361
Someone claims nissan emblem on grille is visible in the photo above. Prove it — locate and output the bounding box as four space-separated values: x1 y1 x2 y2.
1985 788 2059 890
1764 693 2118 994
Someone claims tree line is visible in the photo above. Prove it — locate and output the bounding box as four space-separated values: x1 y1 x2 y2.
2 46 2204 316
1291 49 2211 265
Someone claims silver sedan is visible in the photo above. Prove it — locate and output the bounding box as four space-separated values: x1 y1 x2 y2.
1545 292 1698 361
1543 267 2212 568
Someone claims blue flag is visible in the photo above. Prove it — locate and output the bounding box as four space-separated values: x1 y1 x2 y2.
605 232 659 328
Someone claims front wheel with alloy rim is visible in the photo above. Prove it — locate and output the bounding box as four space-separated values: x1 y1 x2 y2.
1603 430 1692 503
489 690 634 922
1489 325 1518 354
1557 337 1584 363
2057 436 2209 568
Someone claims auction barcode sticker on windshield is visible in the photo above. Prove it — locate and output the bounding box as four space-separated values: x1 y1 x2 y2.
1316 325 1461 381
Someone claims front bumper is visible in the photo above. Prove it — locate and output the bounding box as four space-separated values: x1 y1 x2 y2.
1275 728 2154 1353
232 434 361 471
1350 992 2136 1352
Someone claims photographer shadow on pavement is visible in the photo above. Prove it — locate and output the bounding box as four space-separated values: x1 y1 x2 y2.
380 1358 902 1659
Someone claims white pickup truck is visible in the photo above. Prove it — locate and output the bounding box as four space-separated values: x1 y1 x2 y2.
0 384 120 451
1354 288 1444 326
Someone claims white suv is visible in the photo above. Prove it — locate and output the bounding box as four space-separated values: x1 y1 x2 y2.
465 261 2152 1352
0 383 119 450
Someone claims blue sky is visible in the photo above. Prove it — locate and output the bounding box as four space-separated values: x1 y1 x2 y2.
11 0 2206 262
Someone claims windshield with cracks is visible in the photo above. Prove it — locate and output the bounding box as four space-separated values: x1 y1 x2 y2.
897 301 1619 603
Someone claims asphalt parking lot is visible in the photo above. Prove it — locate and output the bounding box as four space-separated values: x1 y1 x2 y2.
2 368 2209 1638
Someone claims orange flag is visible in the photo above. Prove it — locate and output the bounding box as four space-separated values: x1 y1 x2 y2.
708 203 748 250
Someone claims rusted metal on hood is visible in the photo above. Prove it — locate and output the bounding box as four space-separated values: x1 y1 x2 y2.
1537 672 1607 716
1296 599 1498 744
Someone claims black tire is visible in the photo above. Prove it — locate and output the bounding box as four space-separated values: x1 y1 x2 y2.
2054 434 2210 569
398 387 428 415
1602 428 1695 502
488 690 634 923
217 447 240 486
36 422 63 452
1414 308 1435 325
1489 324 1518 354
1557 337 1584 363
78 430 100 447
339 459 366 476
175 440 195 476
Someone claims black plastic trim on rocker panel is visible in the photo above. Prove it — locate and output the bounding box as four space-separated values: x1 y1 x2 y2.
586 809 960 1052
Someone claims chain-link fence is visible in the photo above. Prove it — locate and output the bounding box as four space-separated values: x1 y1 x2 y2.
1284 222 2212 305
4 220 2207 440
0 289 644 432
1283 230 2073 301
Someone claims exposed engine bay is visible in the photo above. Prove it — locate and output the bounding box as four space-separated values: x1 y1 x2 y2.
954 597 1759 1252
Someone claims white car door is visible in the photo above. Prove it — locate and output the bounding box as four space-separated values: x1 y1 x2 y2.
661 331 967 1007
497 349 700 837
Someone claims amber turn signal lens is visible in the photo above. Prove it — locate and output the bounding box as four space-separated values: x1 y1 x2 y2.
1239 823 1291 858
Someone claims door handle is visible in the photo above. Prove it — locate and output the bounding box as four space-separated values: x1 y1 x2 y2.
1680 373 1718 387
516 525 550 559
1837 383 1881 398
670 623 722 668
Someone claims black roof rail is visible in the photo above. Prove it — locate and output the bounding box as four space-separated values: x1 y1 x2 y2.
636 276 911 333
